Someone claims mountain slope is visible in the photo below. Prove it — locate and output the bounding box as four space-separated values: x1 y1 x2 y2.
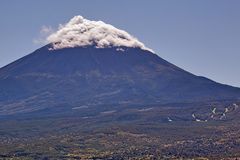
0 45 239 115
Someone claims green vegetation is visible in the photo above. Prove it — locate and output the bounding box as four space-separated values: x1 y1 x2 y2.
0 101 240 159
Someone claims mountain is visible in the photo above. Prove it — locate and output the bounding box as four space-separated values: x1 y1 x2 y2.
0 15 239 116
1 16 240 159
0 44 239 115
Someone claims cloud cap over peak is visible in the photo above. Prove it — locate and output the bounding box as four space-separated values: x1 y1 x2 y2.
47 16 153 52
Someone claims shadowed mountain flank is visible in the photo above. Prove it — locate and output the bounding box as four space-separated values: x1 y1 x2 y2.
0 44 239 115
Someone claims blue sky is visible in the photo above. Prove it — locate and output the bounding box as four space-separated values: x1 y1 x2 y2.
0 0 240 87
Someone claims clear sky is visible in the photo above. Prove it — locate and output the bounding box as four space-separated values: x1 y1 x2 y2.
0 0 240 87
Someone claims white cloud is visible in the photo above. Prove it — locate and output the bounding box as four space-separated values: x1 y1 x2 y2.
33 26 54 44
46 16 154 52
40 25 54 35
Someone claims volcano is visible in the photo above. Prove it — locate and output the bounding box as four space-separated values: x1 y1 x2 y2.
0 44 240 115
0 16 239 115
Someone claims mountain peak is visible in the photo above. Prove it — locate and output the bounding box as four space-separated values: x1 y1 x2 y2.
47 16 154 52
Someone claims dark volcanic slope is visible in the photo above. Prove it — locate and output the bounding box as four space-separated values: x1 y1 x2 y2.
0 45 239 115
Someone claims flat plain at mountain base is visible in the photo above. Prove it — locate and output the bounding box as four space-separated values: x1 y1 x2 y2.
0 101 240 160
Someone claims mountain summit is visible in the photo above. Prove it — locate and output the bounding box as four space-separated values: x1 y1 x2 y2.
0 16 239 115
